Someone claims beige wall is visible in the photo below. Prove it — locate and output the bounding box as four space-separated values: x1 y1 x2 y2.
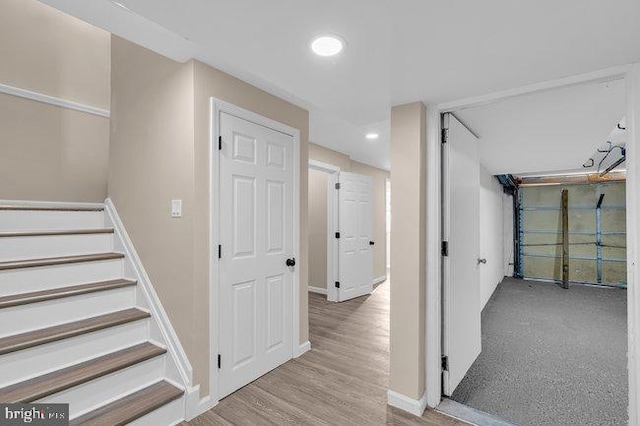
0 0 111 203
389 102 426 400
109 37 309 397
308 168 329 288
308 144 390 289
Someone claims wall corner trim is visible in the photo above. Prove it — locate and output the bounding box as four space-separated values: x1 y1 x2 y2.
0 82 110 118
387 389 429 417
104 198 194 386
295 341 311 358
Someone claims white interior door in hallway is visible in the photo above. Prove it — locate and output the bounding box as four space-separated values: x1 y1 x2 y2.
218 112 294 399
442 113 482 395
337 172 374 302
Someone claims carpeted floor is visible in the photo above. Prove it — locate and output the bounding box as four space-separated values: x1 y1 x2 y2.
451 277 627 426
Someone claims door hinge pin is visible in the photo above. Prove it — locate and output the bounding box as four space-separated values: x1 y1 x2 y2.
219 136 223 150
218 354 221 369
335 281 340 288
218 245 222 259
335 232 341 239
441 241 449 257
335 182 341 190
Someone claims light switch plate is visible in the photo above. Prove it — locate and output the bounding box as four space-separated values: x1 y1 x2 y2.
171 199 182 218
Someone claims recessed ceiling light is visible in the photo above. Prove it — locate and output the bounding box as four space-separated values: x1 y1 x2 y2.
365 133 379 140
311 35 345 57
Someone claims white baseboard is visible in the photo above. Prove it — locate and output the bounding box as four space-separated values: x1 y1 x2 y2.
387 389 428 417
295 340 311 357
308 286 327 295
186 392 216 420
373 275 388 285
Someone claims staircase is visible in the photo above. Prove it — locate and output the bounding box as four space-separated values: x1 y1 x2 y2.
0 203 188 425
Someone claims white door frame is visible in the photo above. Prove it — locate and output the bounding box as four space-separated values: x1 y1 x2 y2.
209 98 301 404
308 159 341 302
424 64 640 422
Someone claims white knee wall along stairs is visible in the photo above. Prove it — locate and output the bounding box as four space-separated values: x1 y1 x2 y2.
0 199 203 425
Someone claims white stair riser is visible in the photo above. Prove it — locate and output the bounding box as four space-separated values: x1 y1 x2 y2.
0 287 137 337
0 211 104 231
0 234 113 262
128 394 185 426
39 356 166 418
0 321 149 388
0 259 124 294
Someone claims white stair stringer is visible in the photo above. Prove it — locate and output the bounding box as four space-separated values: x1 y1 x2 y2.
0 200 193 425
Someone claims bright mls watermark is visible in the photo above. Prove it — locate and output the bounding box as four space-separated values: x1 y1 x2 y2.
0 404 68 425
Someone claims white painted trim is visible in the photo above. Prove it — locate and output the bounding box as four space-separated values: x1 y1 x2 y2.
0 83 110 118
425 105 443 408
104 199 194 388
185 392 216 421
309 160 341 302
309 159 341 173
626 64 640 426
437 64 632 112
209 98 301 404
387 389 428 417
308 286 328 295
295 340 311 357
373 275 387 285
0 199 105 210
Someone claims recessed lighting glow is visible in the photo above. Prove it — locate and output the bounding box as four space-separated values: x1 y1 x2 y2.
365 133 379 140
311 35 344 57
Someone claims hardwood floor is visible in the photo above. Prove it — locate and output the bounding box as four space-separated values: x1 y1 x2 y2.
187 280 466 425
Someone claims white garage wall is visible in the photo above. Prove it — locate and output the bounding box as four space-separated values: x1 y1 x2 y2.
479 164 507 309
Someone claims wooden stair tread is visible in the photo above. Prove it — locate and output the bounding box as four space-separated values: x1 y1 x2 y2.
0 205 104 212
0 229 114 238
0 343 166 403
0 308 150 355
0 253 124 271
0 279 137 309
70 381 183 426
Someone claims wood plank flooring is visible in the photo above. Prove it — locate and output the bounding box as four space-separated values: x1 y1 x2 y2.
187 280 466 425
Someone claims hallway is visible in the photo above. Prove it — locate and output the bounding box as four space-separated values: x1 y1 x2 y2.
187 281 465 425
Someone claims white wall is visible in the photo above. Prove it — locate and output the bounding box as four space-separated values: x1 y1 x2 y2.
479 164 506 309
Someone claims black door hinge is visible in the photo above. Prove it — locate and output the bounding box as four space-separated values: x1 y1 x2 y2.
335 182 341 190
441 128 448 144
441 241 449 257
441 355 449 372
218 136 223 150
218 354 221 369
218 245 222 259
335 232 341 239
335 281 340 288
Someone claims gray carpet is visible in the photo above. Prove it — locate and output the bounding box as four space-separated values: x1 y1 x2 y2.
450 277 627 426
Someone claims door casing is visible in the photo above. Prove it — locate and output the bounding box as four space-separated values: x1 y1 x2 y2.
209 98 301 404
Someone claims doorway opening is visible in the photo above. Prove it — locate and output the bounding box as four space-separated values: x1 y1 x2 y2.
438 77 628 426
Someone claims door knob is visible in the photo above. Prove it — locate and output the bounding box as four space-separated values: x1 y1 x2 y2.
478 258 487 265
286 258 296 267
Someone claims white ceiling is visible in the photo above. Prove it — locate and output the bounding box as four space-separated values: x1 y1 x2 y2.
40 0 640 171
456 79 626 175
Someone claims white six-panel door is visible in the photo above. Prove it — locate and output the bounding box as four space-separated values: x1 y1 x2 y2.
218 112 294 398
337 172 374 302
442 113 482 395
